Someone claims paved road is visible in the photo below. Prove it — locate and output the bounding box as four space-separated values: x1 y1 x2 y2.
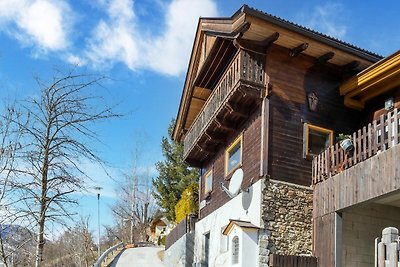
110 247 166 267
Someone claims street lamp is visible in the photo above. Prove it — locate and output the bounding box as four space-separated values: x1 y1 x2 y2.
94 186 102 258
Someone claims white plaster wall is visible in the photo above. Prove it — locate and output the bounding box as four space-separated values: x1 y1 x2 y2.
241 229 259 267
227 225 259 267
193 179 264 267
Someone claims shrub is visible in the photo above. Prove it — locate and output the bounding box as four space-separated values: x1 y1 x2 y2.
174 182 199 223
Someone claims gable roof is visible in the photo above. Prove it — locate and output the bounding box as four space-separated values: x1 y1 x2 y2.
173 5 383 142
222 219 260 235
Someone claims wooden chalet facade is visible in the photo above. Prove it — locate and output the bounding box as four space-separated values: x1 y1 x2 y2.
170 4 398 267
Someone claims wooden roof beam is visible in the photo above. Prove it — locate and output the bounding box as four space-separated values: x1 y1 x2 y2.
205 131 226 144
233 32 279 54
226 102 250 118
196 143 217 155
215 117 236 132
344 96 364 110
203 22 251 39
341 61 360 73
315 52 335 64
289 43 309 57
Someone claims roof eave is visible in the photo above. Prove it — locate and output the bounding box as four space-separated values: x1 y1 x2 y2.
240 5 382 63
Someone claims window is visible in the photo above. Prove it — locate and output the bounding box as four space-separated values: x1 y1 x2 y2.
303 123 333 158
231 236 239 264
225 135 242 176
204 169 213 194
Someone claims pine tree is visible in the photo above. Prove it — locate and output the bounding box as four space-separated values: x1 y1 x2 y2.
153 120 199 221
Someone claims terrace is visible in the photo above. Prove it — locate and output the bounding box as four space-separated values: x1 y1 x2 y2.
312 108 400 184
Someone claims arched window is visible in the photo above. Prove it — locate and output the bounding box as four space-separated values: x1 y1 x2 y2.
232 236 239 264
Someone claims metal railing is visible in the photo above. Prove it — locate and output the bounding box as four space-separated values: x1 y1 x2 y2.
93 242 124 267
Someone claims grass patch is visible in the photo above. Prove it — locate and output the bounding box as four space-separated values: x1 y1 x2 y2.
157 250 165 262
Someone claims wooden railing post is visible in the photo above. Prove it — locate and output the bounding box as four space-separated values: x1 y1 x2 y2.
312 109 400 185
183 49 266 159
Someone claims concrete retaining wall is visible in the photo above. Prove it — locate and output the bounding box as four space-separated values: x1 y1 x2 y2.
164 232 194 267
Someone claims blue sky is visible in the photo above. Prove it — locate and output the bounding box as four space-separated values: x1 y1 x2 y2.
0 0 398 240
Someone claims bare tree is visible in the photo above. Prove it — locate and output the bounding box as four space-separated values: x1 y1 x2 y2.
43 217 97 267
0 103 36 266
112 149 158 243
4 70 119 266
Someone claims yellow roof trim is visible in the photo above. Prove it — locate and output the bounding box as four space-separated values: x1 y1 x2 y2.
340 50 400 96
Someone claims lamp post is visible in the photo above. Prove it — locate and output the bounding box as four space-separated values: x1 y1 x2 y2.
94 186 102 258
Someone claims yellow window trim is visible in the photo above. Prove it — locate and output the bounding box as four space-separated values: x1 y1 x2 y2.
225 134 243 177
204 169 213 194
304 123 333 158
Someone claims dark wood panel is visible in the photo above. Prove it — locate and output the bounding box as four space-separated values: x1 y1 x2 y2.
269 254 318 267
267 45 363 186
199 106 262 219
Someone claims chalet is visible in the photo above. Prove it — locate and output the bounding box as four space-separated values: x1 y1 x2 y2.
168 4 399 267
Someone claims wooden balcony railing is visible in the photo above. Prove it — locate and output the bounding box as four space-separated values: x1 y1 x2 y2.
183 49 266 159
313 108 400 184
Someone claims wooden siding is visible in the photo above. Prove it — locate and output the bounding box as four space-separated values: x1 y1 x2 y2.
269 254 318 267
313 144 400 218
313 213 335 267
266 45 362 186
199 105 262 219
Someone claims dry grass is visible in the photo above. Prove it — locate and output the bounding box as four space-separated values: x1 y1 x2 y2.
157 250 165 262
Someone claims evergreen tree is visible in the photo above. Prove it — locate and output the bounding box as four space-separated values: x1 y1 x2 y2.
153 120 199 221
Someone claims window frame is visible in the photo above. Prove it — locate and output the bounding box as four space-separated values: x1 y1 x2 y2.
303 123 333 158
204 169 213 194
225 135 243 177
231 235 239 265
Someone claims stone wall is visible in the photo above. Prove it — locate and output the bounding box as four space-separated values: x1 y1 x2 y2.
164 232 194 267
259 178 313 266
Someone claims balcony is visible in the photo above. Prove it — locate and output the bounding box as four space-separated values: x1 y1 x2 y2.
312 108 400 184
183 49 266 164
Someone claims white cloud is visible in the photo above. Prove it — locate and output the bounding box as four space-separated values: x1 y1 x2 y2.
297 2 347 39
85 0 218 75
66 53 86 66
84 0 139 70
0 0 73 52
0 0 218 76
144 0 218 75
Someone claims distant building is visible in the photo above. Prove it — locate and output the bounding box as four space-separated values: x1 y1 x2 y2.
148 217 172 245
167 4 399 267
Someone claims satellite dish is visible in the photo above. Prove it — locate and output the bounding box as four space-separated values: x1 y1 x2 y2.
221 168 244 198
229 168 244 197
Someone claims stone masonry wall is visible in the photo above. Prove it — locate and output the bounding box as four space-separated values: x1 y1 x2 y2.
259 178 313 266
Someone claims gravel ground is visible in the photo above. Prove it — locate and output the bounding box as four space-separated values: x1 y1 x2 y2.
109 247 166 267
